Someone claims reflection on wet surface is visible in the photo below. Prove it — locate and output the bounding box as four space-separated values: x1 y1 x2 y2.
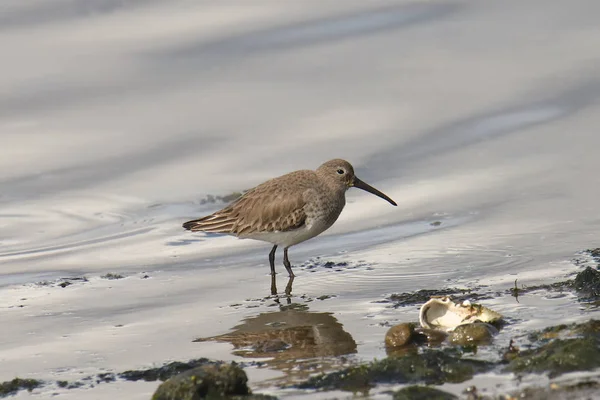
195 306 357 384
271 275 294 297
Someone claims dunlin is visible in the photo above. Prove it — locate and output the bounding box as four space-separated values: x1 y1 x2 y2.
183 159 396 278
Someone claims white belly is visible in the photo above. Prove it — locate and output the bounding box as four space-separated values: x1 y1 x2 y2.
242 220 331 247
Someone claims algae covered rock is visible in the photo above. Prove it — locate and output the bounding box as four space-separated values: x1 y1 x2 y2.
448 323 497 346
0 378 43 397
528 319 600 342
413 327 448 346
152 363 252 400
572 266 600 301
393 385 457 400
506 337 600 378
122 358 214 382
296 349 493 392
506 319 600 378
507 380 600 400
385 323 416 348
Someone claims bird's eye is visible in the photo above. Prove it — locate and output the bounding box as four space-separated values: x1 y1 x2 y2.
337 169 345 175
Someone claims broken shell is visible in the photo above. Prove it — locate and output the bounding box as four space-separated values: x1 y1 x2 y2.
419 296 502 331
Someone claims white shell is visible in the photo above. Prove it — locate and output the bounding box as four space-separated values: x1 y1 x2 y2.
419 296 502 331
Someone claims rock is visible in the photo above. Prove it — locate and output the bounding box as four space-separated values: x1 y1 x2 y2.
0 378 43 397
393 385 457 400
586 248 600 261
507 319 600 378
120 358 214 382
152 363 250 400
507 380 600 400
573 266 600 301
502 339 520 362
527 319 600 343
101 273 124 280
506 336 600 378
448 323 497 346
385 323 415 348
296 348 493 391
414 328 448 346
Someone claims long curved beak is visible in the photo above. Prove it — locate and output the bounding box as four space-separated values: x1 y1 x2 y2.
352 177 397 206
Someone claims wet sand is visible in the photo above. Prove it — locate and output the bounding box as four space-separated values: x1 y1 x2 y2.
2 0 600 398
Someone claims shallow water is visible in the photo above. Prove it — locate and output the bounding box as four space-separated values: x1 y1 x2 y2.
2 0 600 398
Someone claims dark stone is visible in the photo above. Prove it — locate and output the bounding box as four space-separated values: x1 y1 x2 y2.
449 323 497 346
56 380 84 389
316 295 335 300
299 257 356 271
414 328 448 346
101 273 124 280
322 261 348 268
393 385 457 400
96 373 116 383
572 266 600 301
151 363 251 400
385 323 415 348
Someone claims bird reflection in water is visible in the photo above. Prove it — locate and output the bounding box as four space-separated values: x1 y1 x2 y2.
194 307 357 383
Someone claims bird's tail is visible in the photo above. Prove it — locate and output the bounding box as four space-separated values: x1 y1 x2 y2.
182 212 235 233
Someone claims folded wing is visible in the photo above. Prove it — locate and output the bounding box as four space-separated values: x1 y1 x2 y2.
183 174 309 236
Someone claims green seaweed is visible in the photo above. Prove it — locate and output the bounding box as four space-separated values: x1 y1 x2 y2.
393 385 457 400
120 358 214 382
0 378 43 398
507 380 600 400
101 273 124 280
507 337 600 378
388 288 487 308
296 348 493 392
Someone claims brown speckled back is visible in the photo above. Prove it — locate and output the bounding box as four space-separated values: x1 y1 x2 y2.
182 160 356 236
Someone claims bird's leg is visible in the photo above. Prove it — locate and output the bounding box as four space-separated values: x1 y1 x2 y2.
270 273 277 296
269 245 278 276
285 276 294 297
283 247 295 278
